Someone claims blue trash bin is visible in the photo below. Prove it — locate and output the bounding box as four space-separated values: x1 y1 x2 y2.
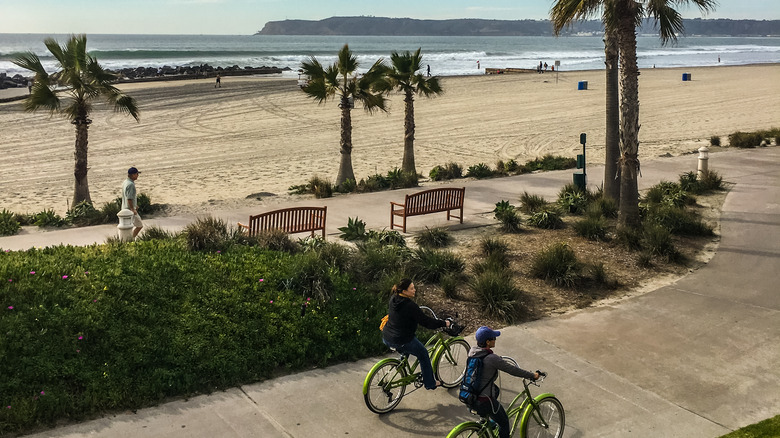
577 81 588 90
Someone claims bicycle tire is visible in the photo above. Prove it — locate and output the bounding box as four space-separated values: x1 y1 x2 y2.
434 338 470 388
363 359 407 414
520 395 565 438
446 421 491 438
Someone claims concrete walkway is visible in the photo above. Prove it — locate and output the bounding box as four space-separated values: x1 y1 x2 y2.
8 148 780 437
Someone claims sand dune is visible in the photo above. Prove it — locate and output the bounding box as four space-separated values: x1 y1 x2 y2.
1 64 778 215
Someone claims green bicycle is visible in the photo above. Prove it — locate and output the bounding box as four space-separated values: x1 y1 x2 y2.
446 357 564 438
362 306 469 414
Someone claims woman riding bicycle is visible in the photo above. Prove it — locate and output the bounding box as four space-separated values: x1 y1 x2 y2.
382 278 451 390
470 326 540 438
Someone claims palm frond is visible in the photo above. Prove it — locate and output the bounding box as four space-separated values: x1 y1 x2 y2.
336 44 359 76
550 0 604 33
112 94 140 121
300 56 325 78
416 75 443 97
23 84 61 114
11 52 49 80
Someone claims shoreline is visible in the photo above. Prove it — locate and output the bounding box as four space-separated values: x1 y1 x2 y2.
1 63 779 216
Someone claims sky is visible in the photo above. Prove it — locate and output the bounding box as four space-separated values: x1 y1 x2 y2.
1 0 778 35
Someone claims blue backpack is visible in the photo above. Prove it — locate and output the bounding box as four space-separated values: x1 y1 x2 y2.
458 356 489 407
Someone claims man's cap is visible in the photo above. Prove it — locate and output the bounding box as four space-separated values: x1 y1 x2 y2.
128 167 140 175
475 326 501 345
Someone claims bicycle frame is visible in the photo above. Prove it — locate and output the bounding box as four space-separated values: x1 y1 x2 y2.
362 306 466 396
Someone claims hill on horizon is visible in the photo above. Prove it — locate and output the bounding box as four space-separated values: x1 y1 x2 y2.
256 16 780 37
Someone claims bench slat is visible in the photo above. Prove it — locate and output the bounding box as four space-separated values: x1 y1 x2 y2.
244 206 327 238
390 187 465 233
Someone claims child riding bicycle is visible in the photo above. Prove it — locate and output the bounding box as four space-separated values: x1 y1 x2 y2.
469 326 540 438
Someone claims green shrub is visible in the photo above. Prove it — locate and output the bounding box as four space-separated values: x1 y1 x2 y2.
728 131 762 148
678 171 701 194
710 136 721 147
354 241 411 283
312 240 355 272
415 227 453 248
698 170 723 192
440 272 461 299
34 209 67 227
338 217 367 241
573 215 608 241
386 168 419 189
519 191 547 214
429 162 463 181
366 229 407 247
136 193 162 215
183 216 232 251
466 163 494 179
472 252 510 275
494 160 508 176
254 229 301 253
525 154 577 171
13 212 35 226
0 209 21 236
503 159 520 174
586 262 620 289
338 178 357 193
637 251 654 267
136 225 176 241
409 248 465 284
530 242 581 287
480 237 509 257
66 201 104 226
644 181 691 208
527 208 564 229
646 204 714 236
494 200 522 233
357 173 390 193
616 226 643 251
469 270 519 322
642 223 680 261
100 198 122 222
288 175 333 198
558 190 588 215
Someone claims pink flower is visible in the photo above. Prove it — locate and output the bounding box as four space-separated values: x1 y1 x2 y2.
93 299 98 303
62 275 68 279
258 278 264 282
7 279 12 282
269 300 273 304
307 297 311 301
40 391 45 396
5 406 10 409
7 306 12 310
76 349 80 353
30 271 36 275
78 336 83 340
84 271 89 275
353 287 356 290
216 251 221 254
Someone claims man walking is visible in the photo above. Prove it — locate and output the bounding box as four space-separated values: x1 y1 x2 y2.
122 167 144 239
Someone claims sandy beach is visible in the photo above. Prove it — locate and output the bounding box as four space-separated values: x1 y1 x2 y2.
1 63 778 216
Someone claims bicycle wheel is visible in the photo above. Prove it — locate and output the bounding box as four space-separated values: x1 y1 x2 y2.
521 396 565 438
434 338 470 388
446 422 490 438
363 359 407 414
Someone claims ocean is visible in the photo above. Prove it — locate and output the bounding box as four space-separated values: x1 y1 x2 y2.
1 33 779 78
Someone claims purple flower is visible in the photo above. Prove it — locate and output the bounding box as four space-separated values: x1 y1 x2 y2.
258 278 264 282
84 271 89 275
7 306 13 310
30 271 36 275
40 391 45 396
62 275 68 280
216 251 221 254
78 336 83 340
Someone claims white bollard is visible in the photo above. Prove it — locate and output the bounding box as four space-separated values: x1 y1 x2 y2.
117 209 134 241
697 146 709 179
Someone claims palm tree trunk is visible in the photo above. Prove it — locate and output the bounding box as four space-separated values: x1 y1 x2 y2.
336 97 355 186
617 13 641 229
72 119 91 207
604 28 621 202
401 90 416 174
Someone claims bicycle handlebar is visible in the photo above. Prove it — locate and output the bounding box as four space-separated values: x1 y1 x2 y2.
500 356 547 384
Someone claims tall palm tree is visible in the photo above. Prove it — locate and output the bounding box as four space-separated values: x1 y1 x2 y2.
380 48 443 175
551 0 717 228
12 34 140 207
604 27 620 202
300 44 389 186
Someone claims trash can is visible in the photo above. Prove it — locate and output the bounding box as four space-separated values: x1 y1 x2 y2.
577 81 588 90
573 171 586 190
682 73 692 81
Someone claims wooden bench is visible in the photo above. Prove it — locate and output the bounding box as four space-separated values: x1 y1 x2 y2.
390 187 465 233
238 206 327 238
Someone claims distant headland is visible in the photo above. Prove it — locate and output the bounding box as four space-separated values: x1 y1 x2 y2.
256 16 780 37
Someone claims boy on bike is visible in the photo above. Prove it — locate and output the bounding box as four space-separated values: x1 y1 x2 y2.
469 326 540 438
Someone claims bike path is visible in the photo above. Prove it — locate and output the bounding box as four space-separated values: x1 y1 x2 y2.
16 148 780 437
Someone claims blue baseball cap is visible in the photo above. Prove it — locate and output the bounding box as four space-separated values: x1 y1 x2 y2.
128 167 140 175
475 326 501 345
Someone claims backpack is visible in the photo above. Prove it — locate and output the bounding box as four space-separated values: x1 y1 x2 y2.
458 356 489 407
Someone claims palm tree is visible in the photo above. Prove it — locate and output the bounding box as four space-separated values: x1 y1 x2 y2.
603 27 620 202
551 0 717 228
12 34 140 207
300 44 389 186
381 48 443 175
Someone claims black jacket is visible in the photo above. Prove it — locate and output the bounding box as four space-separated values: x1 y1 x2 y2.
382 294 445 346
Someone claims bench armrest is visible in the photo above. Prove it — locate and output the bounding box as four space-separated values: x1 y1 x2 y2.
390 202 405 208
237 222 249 230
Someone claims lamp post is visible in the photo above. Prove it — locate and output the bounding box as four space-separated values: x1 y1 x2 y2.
117 209 134 241
698 146 709 179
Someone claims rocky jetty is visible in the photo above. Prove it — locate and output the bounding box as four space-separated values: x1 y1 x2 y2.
0 72 31 90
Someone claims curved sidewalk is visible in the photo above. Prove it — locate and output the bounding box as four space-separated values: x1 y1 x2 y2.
13 148 780 437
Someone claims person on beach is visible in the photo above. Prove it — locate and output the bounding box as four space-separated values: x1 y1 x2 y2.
122 167 143 239
382 278 451 390
215 74 221 88
469 326 541 438
477 60 480 69
544 62 548 71
538 61 543 73
427 64 431 77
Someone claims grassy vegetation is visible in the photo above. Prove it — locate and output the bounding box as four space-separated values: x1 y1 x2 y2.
719 415 780 438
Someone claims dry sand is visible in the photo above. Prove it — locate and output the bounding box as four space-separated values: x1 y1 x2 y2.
1 64 778 215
